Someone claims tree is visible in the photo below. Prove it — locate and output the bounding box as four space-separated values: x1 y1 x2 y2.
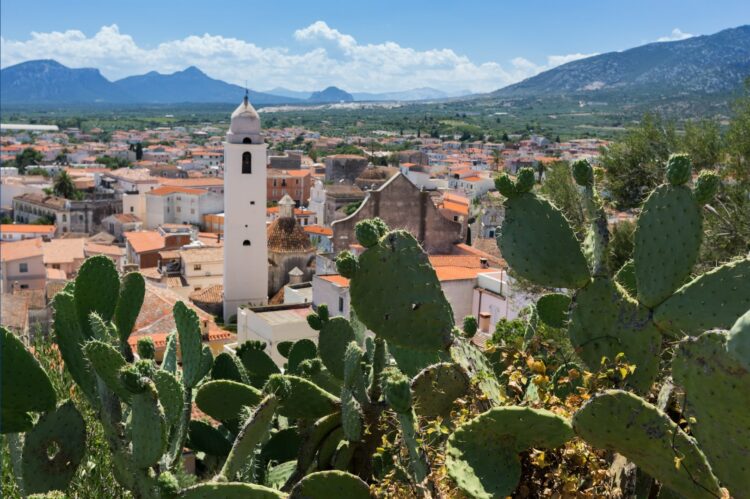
726 77 750 184
54 152 69 165
96 156 131 169
682 119 722 170
53 171 79 199
490 149 503 171
600 113 677 209
608 220 635 273
15 147 43 173
501 132 510 142
135 142 144 161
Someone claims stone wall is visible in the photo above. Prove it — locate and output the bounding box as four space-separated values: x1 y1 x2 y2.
268 251 315 297
331 173 462 254
324 155 368 184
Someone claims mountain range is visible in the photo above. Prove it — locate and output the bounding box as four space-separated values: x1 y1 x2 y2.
491 25 750 99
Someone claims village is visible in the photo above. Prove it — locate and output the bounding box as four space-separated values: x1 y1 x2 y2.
0 99 616 360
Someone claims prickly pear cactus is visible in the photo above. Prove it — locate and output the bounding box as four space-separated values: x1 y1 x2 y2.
535 293 571 328
21 401 86 495
83 340 131 401
568 277 661 392
237 341 280 388
180 482 286 499
187 419 232 456
573 390 721 499
340 225 454 351
74 255 120 338
654 258 750 336
114 271 145 346
497 182 590 289
264 374 340 419
289 470 371 499
130 381 168 468
210 351 246 383
633 157 702 307
195 379 263 421
52 291 98 403
410 362 469 418
136 336 155 360
314 315 356 380
727 309 750 370
446 406 573 498
287 338 318 374
672 328 750 496
1 327 56 433
174 301 208 388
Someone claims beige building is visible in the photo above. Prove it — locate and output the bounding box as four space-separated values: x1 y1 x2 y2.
180 247 223 292
42 238 86 279
0 238 46 292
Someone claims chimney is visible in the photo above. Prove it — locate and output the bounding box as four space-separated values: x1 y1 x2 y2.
479 312 491 333
288 266 304 285
479 258 489 269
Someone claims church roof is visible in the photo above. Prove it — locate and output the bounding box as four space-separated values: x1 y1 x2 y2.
229 95 260 135
267 217 314 253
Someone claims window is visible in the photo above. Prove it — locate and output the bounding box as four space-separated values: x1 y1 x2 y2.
19 263 28 273
194 264 202 271
52 264 60 270
242 152 252 174
338 297 344 313
62 214 67 222
130 206 134 212
243 240 251 246
176 207 181 213
190 209 195 215
20 284 29 290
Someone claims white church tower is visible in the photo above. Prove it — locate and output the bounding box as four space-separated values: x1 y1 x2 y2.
223 93 269 320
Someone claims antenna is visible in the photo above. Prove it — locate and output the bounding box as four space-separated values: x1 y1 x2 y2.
244 80 249 105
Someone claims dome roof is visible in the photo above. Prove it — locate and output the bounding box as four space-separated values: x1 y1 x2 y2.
267 217 314 253
227 95 262 143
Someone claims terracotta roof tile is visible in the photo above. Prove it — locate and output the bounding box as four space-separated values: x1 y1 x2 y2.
148 186 206 196
0 224 55 234
267 218 314 253
43 238 85 265
124 231 165 254
0 238 44 262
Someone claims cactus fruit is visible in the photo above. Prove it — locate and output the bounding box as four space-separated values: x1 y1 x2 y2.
52 291 98 403
287 338 318 374
347 228 454 351
187 420 232 456
411 362 469 418
74 255 120 338
633 181 702 307
237 342 281 388
131 381 167 468
462 315 478 338
446 406 573 498
572 159 594 187
211 352 246 383
666 153 692 186
614 259 637 299
21 401 86 494
1 327 56 433
382 368 412 414
316 316 356 380
355 218 386 248
693 170 720 205
727 309 750 370
83 340 131 401
264 374 340 419
220 395 279 481
653 258 750 336
152 370 184 427
573 390 721 499
114 271 145 345
290 471 371 499
672 329 750 495
568 277 660 392
335 250 359 279
136 336 155 360
180 482 286 499
498 193 590 289
196 380 263 422
535 293 571 329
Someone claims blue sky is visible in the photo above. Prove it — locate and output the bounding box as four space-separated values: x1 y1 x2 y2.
1 0 748 93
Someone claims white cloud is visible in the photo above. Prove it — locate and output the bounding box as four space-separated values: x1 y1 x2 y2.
657 28 693 42
0 22 595 93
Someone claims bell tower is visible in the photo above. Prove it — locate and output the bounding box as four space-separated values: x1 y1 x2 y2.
223 93 268 320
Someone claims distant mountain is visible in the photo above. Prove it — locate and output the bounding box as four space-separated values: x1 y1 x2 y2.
0 60 130 103
307 86 354 103
352 87 471 101
264 87 313 100
114 67 299 104
492 25 750 99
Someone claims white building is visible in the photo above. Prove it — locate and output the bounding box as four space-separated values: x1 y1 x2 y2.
223 94 269 319
145 186 223 229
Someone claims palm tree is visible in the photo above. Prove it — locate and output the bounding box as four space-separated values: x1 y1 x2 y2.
53 171 78 199
491 149 503 171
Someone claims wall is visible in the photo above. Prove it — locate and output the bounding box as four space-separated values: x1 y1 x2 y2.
324 156 368 184
312 275 351 318
237 306 318 365
1 255 46 291
331 173 462 254
268 250 314 297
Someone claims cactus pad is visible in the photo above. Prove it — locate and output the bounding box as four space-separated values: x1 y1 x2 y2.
260 428 302 467
52 291 97 403
446 406 573 498
536 293 571 328
174 301 204 388
450 337 506 406
74 255 120 338
355 218 386 248
196 380 263 421
290 471 370 499
1 327 56 425
572 159 594 187
388 342 451 377
727 309 750 370
152 370 183 427
634 184 701 307
237 342 281 388
665 153 692 186
654 258 750 336
614 259 637 299
161 332 178 374
382 368 412 414
411 362 469 417
349 229 454 350
495 174 517 198
335 250 359 278
187 419 232 456
83 340 131 401
136 336 155 360
181 483 286 499
341 387 363 441
210 352 246 383
498 193 590 289
264 374 340 419
114 271 145 343
21 401 86 494
672 330 750 495
568 277 660 392
221 395 279 480
573 390 721 499
462 315 478 338
131 382 167 467
318 316 356 380
693 170 720 204
287 338 318 374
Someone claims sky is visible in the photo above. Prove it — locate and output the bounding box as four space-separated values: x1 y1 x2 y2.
1 0 748 94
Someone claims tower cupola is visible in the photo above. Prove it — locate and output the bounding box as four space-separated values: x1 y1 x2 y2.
227 92 261 144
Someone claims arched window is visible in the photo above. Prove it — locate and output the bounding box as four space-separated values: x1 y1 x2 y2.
242 152 252 174
242 137 252 144
243 240 251 246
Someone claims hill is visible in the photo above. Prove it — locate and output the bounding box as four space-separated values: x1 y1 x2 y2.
492 25 750 99
307 86 354 103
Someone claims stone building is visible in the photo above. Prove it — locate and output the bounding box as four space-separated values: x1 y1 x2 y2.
13 192 121 236
331 173 463 254
267 195 315 297
354 166 399 191
324 154 368 184
323 184 366 224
